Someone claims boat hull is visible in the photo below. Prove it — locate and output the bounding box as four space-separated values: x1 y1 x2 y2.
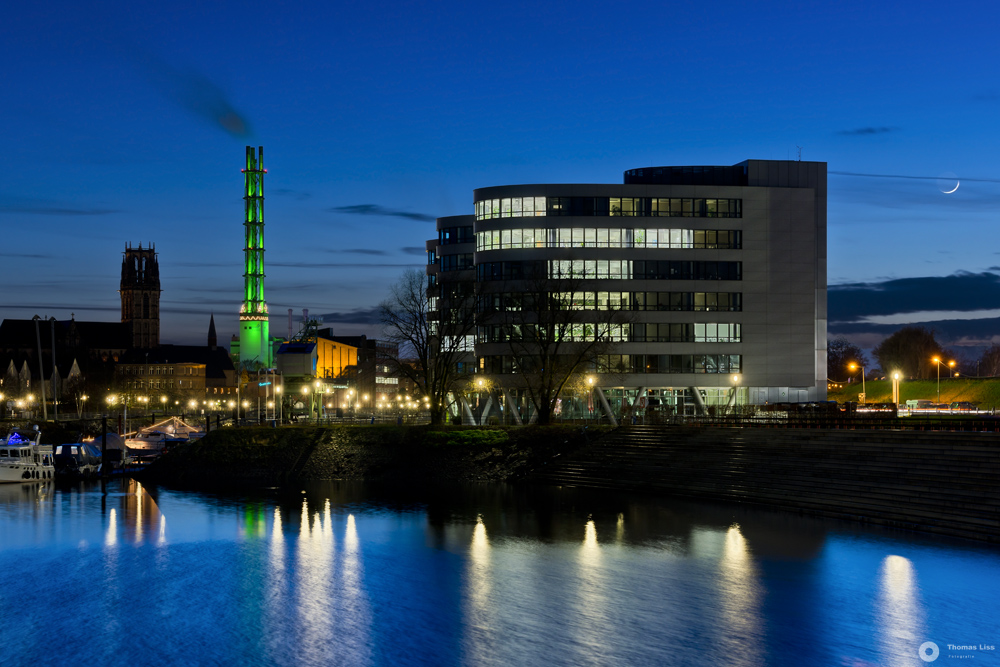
0 464 55 483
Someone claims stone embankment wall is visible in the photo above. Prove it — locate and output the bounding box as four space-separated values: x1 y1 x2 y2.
528 425 1000 543
142 425 603 487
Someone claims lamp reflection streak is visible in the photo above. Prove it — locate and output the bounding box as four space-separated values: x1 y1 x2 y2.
263 507 287 660
571 519 611 662
717 524 764 666
296 498 335 664
877 555 925 667
340 514 372 663
462 515 496 665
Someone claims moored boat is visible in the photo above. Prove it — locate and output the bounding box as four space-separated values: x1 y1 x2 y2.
0 427 55 483
53 442 102 479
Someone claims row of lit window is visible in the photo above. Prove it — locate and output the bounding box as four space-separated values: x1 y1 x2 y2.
475 228 740 251
475 197 742 220
474 260 743 281
546 260 742 281
477 323 740 343
119 365 179 375
477 323 631 343
596 354 742 374
126 380 181 389
480 354 742 375
477 291 742 312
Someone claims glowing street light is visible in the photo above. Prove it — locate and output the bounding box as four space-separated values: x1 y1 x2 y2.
848 363 866 404
931 357 955 404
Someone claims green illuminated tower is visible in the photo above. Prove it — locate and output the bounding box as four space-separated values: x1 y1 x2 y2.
239 145 271 368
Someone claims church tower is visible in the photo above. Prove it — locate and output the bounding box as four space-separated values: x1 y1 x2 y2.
120 242 161 349
238 145 271 368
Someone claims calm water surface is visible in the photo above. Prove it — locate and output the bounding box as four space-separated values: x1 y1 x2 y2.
0 479 998 667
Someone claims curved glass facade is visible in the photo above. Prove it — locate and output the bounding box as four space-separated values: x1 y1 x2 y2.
475 196 742 220
476 228 741 251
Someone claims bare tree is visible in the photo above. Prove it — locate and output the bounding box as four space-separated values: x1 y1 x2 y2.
482 268 629 425
379 269 477 425
979 344 1000 377
827 336 869 380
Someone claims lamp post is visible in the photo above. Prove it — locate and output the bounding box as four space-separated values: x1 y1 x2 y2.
848 363 866 404
731 374 741 415
586 376 595 421
892 372 900 406
932 357 955 404
276 385 282 424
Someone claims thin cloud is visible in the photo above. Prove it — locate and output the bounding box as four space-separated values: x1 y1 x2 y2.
837 126 899 136
0 252 57 259
272 188 311 201
0 304 119 312
313 307 382 324
0 205 119 216
270 261 424 269
329 249 388 256
402 247 426 256
330 204 435 222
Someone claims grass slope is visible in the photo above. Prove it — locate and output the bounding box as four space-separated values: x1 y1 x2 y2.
828 377 1000 409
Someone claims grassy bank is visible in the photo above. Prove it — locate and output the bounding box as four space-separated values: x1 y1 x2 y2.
142 424 613 487
828 377 1000 409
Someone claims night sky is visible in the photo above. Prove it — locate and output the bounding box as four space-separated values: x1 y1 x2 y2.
4 1 1000 352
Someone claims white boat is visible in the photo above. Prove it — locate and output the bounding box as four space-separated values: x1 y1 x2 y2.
0 427 55 483
125 417 204 453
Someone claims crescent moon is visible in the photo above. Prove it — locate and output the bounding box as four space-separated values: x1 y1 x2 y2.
943 181 960 194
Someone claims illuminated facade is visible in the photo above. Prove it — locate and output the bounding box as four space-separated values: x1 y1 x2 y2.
238 145 271 368
428 159 827 419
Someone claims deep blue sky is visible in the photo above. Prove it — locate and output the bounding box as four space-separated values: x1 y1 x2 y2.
4 1 1000 349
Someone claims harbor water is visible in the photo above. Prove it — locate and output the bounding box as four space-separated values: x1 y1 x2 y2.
0 479 998 666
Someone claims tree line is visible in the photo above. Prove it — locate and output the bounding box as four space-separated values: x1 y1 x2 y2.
829 326 1000 381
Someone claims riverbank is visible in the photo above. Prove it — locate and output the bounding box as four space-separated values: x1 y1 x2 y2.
531 425 1000 543
140 424 609 487
142 423 1000 543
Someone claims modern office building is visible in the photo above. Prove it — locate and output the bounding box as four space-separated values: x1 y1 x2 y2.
426 159 826 420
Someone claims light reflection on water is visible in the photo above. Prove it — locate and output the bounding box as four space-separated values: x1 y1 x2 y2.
0 479 998 667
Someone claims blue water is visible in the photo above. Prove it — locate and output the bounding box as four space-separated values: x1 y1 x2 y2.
0 479 998 667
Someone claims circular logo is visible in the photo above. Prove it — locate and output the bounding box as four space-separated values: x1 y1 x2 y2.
919 642 940 662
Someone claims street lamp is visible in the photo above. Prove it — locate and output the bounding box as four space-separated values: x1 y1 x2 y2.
731 374 741 414
275 385 283 424
848 363 866 404
892 372 901 406
932 357 955 404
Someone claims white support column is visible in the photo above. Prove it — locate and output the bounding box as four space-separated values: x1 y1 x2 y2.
503 387 523 425
630 387 647 411
688 387 709 416
460 396 476 425
479 395 494 426
595 386 618 427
